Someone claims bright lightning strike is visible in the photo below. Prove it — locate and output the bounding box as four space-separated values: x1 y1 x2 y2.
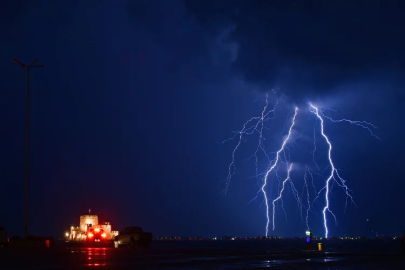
223 93 277 195
224 94 378 239
310 103 355 239
303 167 311 231
272 163 294 231
321 111 380 140
262 107 298 236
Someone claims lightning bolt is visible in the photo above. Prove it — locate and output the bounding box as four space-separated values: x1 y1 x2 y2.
224 95 378 238
261 107 298 236
312 128 321 171
321 113 381 140
303 167 311 230
310 104 355 239
272 163 294 231
223 93 277 195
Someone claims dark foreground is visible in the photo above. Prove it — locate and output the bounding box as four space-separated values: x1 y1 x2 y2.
0 240 404 269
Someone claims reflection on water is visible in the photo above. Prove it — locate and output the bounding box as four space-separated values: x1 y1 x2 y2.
81 248 108 267
261 259 282 267
228 257 347 269
62 246 376 270
87 263 106 266
324 257 340 262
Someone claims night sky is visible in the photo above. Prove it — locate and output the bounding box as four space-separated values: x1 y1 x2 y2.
1 0 404 239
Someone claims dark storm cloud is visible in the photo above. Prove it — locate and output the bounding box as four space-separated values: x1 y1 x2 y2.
184 0 405 103
125 0 206 62
124 0 240 87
